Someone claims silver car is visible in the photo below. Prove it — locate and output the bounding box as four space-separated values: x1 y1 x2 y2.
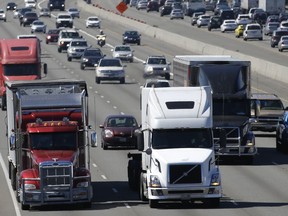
67 8 80 18
111 45 134 63
86 16 101 28
264 22 280 36
31 20 46 33
39 8 51 17
278 36 288 52
67 39 89 61
170 9 184 20
136 0 148 10
143 56 171 80
196 15 211 28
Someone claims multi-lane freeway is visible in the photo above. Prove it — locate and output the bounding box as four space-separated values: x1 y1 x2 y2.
0 0 288 216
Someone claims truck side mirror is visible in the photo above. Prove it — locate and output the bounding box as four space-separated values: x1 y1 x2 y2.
219 129 226 149
91 131 97 147
136 130 144 151
10 134 16 150
255 100 261 117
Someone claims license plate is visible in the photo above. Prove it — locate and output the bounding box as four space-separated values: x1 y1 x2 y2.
119 137 126 142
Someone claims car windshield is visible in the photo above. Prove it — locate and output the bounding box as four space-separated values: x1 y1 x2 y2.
107 117 137 127
4 64 39 76
84 50 102 56
247 25 260 30
89 17 98 21
59 15 71 19
126 31 138 36
69 8 78 12
282 36 288 40
48 29 59 34
226 20 235 24
100 59 122 67
152 129 213 149
148 58 167 64
34 21 44 25
239 15 249 19
115 46 131 51
71 41 87 46
202 16 210 19
62 32 80 38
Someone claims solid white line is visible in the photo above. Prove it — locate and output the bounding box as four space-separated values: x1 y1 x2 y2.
0 153 21 216
101 175 107 180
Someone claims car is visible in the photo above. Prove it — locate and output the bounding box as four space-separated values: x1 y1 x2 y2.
191 12 204 26
99 115 139 150
278 36 288 52
170 9 184 20
263 22 279 36
143 79 170 88
122 30 141 45
219 9 234 21
111 45 134 63
235 14 252 25
251 8 267 25
80 48 105 70
207 15 222 31
56 13 73 28
159 5 172 16
276 111 288 152
220 19 237 32
17 7 32 21
39 8 51 17
95 58 126 84
196 14 211 28
25 0 36 9
67 39 89 61
0 9 6 22
57 29 82 52
86 16 101 28
235 24 245 38
243 23 263 41
129 0 137 7
147 1 159 12
143 55 171 80
251 93 285 132
31 20 46 33
136 0 148 10
265 15 279 25
21 12 38 27
279 12 288 22
67 8 80 18
6 2 17 11
248 7 258 19
214 4 230 15
270 30 288 48
278 20 288 31
45 29 60 44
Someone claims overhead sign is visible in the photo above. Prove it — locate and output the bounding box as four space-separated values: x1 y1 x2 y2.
116 1 128 14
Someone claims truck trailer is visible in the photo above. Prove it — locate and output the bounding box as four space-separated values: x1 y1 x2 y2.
258 0 285 15
240 0 258 12
128 86 223 208
0 38 47 110
173 55 257 163
6 79 93 210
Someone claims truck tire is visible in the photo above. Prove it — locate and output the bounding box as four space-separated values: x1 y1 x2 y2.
128 160 141 191
139 174 148 201
1 95 7 111
11 165 16 190
149 199 158 208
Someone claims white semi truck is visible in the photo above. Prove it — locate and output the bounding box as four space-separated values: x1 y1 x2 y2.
127 86 223 208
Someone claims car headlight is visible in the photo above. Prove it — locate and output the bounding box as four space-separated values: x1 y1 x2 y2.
60 41 65 45
24 184 36 190
124 36 128 39
47 35 51 39
150 175 161 188
114 53 119 57
83 58 88 62
210 173 221 186
104 129 113 138
77 181 89 187
72 48 76 51
128 53 132 57
146 66 153 72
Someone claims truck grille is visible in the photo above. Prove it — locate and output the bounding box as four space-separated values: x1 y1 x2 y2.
169 164 202 184
40 161 72 187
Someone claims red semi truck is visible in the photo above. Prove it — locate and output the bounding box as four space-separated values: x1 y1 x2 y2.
0 38 47 110
6 79 94 210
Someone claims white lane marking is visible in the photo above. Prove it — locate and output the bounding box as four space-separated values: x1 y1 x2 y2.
101 175 107 180
112 188 118 193
120 112 125 115
92 163 98 168
107 101 110 104
124 203 131 208
0 154 21 216
113 106 117 109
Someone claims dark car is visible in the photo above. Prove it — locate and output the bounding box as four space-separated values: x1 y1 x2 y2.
276 111 288 152
17 7 32 22
191 12 204 26
100 115 139 149
219 9 234 21
80 48 105 70
122 30 141 45
46 29 60 44
21 12 38 27
270 30 288 48
147 1 159 12
279 12 288 22
159 5 172 16
207 15 222 31
252 9 267 25
6 2 17 11
214 4 230 15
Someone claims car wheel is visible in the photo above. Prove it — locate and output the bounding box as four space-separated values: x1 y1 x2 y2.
120 77 125 84
244 38 247 41
271 44 275 48
58 47 62 53
279 48 283 52
96 77 101 84
221 30 224 33
170 17 173 20
197 25 200 28
208 27 211 31
67 56 72 62
137 41 141 45
46 40 48 44
80 64 85 70
130 58 133 63
259 37 263 41
276 134 282 151
103 142 108 150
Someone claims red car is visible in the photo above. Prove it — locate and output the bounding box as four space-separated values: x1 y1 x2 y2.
45 29 60 44
100 115 139 150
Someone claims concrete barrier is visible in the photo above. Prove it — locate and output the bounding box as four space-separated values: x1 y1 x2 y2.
78 0 288 84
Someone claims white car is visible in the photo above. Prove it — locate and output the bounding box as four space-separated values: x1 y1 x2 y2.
196 15 211 28
25 0 36 9
67 8 80 19
243 23 263 41
31 20 46 33
278 21 288 31
95 58 126 84
86 16 101 28
170 9 184 20
235 14 252 25
0 9 6 22
111 45 134 63
136 0 148 10
220 19 237 33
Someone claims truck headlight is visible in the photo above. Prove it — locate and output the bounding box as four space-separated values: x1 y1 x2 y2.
77 181 89 187
25 184 36 190
210 173 220 186
149 175 161 188
104 129 113 138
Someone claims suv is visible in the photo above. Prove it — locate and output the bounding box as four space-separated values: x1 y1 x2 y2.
47 0 65 11
56 13 73 28
67 39 89 61
143 55 171 80
80 48 105 70
95 58 126 84
271 30 288 48
57 29 82 52
122 30 141 45
251 93 285 132
111 45 134 63
21 12 38 27
243 23 263 41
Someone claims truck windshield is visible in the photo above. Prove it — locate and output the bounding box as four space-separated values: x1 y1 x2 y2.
213 99 249 116
30 132 77 150
152 129 212 149
4 64 38 76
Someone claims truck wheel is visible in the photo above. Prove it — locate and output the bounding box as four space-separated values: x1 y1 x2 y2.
149 200 158 208
207 198 220 208
139 174 148 201
128 160 141 191
11 164 16 190
243 156 254 165
1 95 6 111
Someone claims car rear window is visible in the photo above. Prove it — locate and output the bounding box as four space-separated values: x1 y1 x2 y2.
247 25 260 30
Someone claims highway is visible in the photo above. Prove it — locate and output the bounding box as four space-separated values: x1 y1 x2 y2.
0 0 288 216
